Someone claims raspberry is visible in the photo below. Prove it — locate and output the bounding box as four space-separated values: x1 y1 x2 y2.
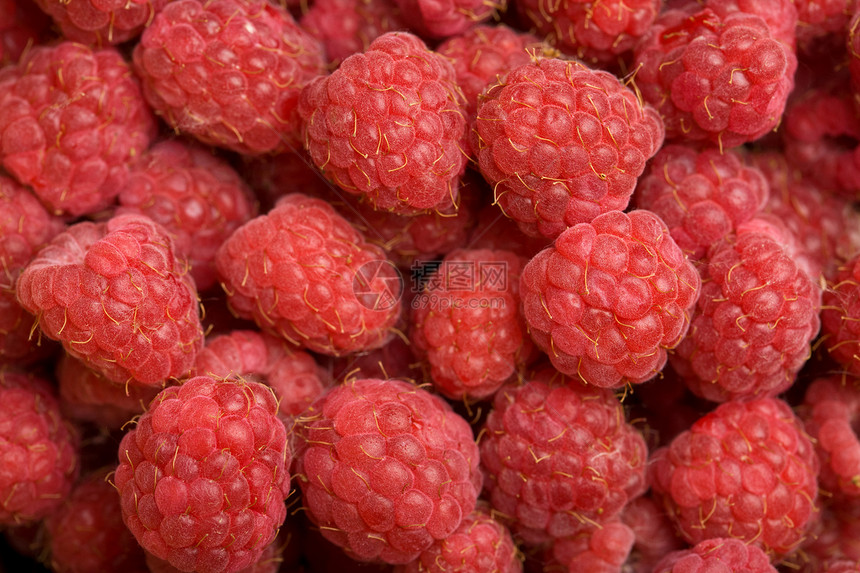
652 538 777 573
798 0 852 45
798 501 860 571
299 31 468 215
671 219 821 402
410 248 533 401
516 0 660 64
294 378 482 564
145 534 284 573
16 213 205 387
114 376 291 573
45 469 147 573
479 369 649 546
133 0 325 155
466 202 550 259
0 370 79 525
330 332 419 383
473 58 664 239
549 521 635 573
802 376 860 499
117 139 257 292
0 42 156 217
57 353 158 429
620 495 685 573
634 144 769 261
704 0 798 47
215 193 402 356
300 0 405 64
239 150 332 213
394 504 522 573
650 397 820 557
393 0 503 39
436 24 545 117
33 0 170 45
0 0 51 67
634 6 797 149
519 210 700 389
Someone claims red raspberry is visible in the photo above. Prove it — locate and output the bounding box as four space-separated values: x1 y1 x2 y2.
634 144 769 261
634 6 797 149
620 495 685 573
239 150 332 214
516 0 660 64
798 501 860 571
823 561 860 573
57 353 158 429
799 0 852 45
0 0 51 67
650 397 820 557
300 0 405 64
45 469 147 573
33 0 169 45
294 378 482 564
133 0 325 155
652 538 777 573
0 370 79 525
114 376 291 573
479 369 649 546
216 193 402 356
16 213 205 387
299 31 468 215
671 219 821 402
473 58 664 239
0 42 156 217
520 210 700 389
393 0 503 39
394 504 522 573
467 202 550 260
410 248 533 401
549 521 635 573
330 332 419 382
436 24 545 117
704 0 798 47
802 376 860 499
117 139 257 291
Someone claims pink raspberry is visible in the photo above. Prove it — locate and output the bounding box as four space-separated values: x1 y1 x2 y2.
45 469 147 573
114 376 291 573
479 369 649 546
473 58 664 239
299 31 468 215
799 0 852 45
239 149 333 214
0 370 79 525
0 42 156 216
620 495 685 573
634 144 769 261
652 538 778 573
330 332 419 382
436 24 544 117
393 0 503 38
671 219 821 402
634 6 797 149
467 202 550 260
0 0 51 66
410 248 533 401
520 210 700 389
704 0 798 47
215 193 402 356
798 501 860 571
394 504 522 573
650 397 820 557
16 213 205 387
33 0 170 45
294 378 482 564
516 0 660 63
300 0 405 64
549 521 635 573
117 139 257 291
133 0 325 155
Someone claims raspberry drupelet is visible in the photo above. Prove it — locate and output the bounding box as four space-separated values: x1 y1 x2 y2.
133 0 325 155
519 209 700 389
0 41 156 217
650 397 820 558
472 57 664 239
294 378 482 565
114 376 291 573
33 0 170 46
479 368 649 546
299 31 468 215
214 193 402 356
15 213 205 387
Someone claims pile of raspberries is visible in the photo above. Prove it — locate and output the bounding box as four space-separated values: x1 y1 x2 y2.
5 0 860 571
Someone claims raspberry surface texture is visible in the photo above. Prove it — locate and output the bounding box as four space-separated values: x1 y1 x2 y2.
299 31 468 215
215 193 402 356
652 537 778 573
520 209 700 388
133 0 325 155
549 520 635 573
393 0 503 39
650 397 820 557
479 370 649 545
473 57 664 239
16 213 205 387
114 376 291 573
294 378 482 564
33 0 170 45
300 0 404 64
0 41 156 216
